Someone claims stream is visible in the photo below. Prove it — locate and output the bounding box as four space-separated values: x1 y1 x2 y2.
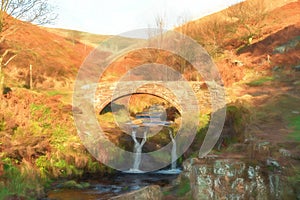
48 107 181 200
47 171 179 200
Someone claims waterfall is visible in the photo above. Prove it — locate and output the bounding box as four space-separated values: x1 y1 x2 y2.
130 127 147 172
168 128 177 170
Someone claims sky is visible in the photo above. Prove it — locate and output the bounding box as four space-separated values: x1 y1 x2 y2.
46 0 244 35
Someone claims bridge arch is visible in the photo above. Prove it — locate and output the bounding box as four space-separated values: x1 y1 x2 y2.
95 82 183 114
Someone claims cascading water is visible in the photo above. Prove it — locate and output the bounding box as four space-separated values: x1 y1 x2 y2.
130 127 147 173
168 128 177 170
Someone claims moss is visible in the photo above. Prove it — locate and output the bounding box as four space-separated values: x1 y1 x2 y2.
246 76 274 87
176 176 191 197
58 180 90 189
288 116 300 141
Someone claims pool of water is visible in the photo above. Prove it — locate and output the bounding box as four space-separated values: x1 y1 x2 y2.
47 170 180 200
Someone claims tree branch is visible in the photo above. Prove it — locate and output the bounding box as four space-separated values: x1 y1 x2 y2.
3 53 16 66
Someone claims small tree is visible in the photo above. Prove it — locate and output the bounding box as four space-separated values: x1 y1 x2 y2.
194 15 229 57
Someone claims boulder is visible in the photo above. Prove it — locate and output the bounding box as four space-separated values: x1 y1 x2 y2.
109 185 162 200
181 158 296 200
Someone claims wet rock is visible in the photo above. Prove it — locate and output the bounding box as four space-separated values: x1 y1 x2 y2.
58 180 90 189
183 158 197 172
109 185 162 200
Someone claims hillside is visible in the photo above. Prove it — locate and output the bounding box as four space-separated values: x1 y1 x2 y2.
0 15 94 89
0 0 300 199
0 16 146 89
177 0 300 85
43 27 110 48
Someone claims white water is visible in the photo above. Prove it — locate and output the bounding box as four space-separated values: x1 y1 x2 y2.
168 128 177 170
130 128 147 173
155 168 182 175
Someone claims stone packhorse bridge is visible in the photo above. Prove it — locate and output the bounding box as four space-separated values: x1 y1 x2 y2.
93 81 226 114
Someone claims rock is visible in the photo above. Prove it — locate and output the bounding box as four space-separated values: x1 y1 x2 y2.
254 141 271 158
257 141 270 148
279 148 292 157
178 157 300 199
266 158 281 169
132 119 143 125
244 137 255 144
109 185 162 200
293 65 300 71
272 66 281 71
183 158 200 172
232 59 243 67
2 87 12 98
273 36 300 54
273 46 286 54
58 180 90 189
188 159 269 200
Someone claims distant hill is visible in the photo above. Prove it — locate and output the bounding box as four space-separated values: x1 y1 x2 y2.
43 27 110 48
1 16 142 89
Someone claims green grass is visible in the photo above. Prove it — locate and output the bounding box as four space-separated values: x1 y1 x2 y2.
248 94 300 142
47 90 65 97
45 90 73 104
288 116 300 141
0 158 44 199
246 76 274 87
176 177 191 197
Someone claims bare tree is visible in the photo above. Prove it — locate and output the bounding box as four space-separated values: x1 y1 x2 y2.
195 15 229 56
175 14 191 74
154 14 166 48
0 0 57 31
176 13 191 37
226 0 268 45
0 0 57 89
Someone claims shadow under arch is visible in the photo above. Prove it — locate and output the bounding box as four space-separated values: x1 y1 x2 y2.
98 92 182 118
